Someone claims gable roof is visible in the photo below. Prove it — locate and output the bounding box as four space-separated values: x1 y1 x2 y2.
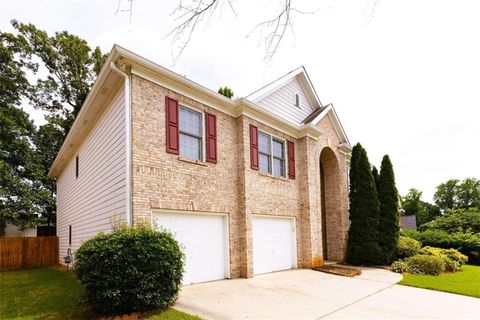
303 104 350 146
49 45 351 177
246 66 323 109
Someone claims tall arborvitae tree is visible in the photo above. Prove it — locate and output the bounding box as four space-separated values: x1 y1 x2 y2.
377 155 400 264
346 143 382 265
372 165 379 192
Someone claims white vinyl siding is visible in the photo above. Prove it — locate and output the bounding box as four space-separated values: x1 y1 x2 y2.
256 79 315 125
56 86 127 263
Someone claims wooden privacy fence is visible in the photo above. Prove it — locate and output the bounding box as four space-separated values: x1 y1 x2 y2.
0 236 58 271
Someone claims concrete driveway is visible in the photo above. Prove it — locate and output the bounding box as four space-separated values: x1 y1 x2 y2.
175 268 480 320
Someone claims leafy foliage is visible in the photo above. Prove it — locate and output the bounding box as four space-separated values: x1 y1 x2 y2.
0 21 107 231
434 178 480 210
10 20 107 132
346 143 382 265
405 254 445 275
421 208 480 234
75 224 184 316
402 188 441 226
403 229 480 265
371 165 379 192
218 86 234 98
377 155 400 263
395 236 421 259
419 246 468 272
0 31 53 230
391 259 408 273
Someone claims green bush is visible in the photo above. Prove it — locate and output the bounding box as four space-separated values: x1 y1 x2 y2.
420 208 480 234
395 236 421 259
75 224 184 316
391 259 408 273
419 246 468 272
406 254 445 275
403 229 480 265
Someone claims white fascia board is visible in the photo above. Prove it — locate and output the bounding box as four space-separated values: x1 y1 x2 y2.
310 104 351 146
329 106 351 146
48 48 121 177
299 67 323 108
236 99 323 139
246 67 304 102
115 45 237 112
131 65 237 117
311 105 333 126
128 64 322 140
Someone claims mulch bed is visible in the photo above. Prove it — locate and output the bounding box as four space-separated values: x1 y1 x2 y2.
313 265 362 277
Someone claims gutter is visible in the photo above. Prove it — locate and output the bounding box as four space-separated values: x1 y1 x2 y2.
110 60 132 227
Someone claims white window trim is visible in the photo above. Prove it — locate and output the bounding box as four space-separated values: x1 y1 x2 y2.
258 130 287 178
179 104 206 162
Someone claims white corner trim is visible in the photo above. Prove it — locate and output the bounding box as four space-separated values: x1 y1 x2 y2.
110 60 132 227
311 105 333 126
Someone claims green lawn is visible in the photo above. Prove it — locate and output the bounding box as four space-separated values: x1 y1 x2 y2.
399 264 480 298
0 268 201 320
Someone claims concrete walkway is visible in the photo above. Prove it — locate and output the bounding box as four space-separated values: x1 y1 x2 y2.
175 268 480 320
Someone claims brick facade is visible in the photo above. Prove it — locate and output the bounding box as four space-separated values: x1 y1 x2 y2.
130 74 350 279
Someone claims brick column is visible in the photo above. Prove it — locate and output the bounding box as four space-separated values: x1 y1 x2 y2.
298 136 323 268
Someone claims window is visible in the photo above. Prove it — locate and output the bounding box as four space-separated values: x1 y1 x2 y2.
68 225 72 245
259 132 271 173
294 93 300 108
258 132 286 177
272 138 285 177
179 106 203 161
75 156 79 178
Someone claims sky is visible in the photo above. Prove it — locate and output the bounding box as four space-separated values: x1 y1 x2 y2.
1 0 479 201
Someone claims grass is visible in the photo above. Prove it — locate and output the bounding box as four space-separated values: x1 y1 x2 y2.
399 264 480 298
0 267 201 320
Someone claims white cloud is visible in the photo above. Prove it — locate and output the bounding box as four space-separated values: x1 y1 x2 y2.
2 0 479 201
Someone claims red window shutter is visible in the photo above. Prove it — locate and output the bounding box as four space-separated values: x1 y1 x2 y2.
249 124 259 170
165 97 179 154
287 140 295 179
205 112 217 163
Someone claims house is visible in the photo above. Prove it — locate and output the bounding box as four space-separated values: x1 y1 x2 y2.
400 214 417 230
48 45 352 285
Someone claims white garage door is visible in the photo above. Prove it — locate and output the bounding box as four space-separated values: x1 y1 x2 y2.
153 212 229 285
252 216 296 275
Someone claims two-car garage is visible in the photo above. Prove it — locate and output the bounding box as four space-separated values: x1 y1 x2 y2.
153 211 297 285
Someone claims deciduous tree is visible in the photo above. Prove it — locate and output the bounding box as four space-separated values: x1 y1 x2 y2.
0 21 106 232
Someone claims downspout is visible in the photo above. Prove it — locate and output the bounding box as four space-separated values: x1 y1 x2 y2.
110 60 132 226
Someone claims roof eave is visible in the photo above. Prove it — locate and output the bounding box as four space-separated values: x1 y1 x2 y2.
48 46 121 178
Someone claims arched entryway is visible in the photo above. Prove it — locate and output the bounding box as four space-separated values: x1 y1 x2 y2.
319 147 342 261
